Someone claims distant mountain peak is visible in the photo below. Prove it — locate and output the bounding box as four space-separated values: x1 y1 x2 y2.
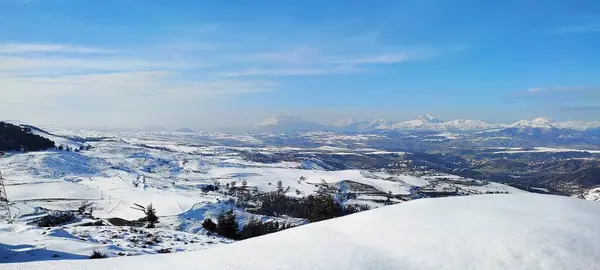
253 115 329 132
416 113 444 124
333 117 357 127
175 128 196 133
255 115 302 127
249 114 599 133
511 117 557 129
531 117 555 125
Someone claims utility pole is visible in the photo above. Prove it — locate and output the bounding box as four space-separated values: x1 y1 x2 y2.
0 171 13 223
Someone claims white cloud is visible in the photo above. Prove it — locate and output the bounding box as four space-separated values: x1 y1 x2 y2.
0 71 275 128
238 47 429 66
1 71 273 101
222 47 434 77
554 24 600 34
239 46 320 64
220 66 362 77
0 55 195 74
525 86 587 94
0 37 456 127
328 53 411 64
0 43 114 54
0 41 280 128
526 88 544 93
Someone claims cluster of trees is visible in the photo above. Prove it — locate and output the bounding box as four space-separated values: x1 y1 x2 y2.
202 210 292 240
57 144 91 152
201 184 220 194
254 192 369 222
0 122 55 151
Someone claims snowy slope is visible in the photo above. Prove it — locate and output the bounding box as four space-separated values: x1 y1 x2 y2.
556 121 600 131
508 117 600 131
441 119 505 132
6 194 600 270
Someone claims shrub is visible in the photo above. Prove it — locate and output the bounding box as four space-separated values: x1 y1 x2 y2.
89 249 107 259
36 211 76 227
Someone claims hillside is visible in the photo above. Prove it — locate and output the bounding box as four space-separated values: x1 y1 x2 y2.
5 194 600 270
0 122 55 152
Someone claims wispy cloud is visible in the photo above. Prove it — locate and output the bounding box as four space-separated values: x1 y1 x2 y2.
554 24 600 34
559 105 600 112
0 41 277 99
158 41 227 51
525 86 587 94
505 86 599 105
1 71 274 105
221 66 362 77
0 33 458 127
225 46 438 77
0 43 113 54
238 46 320 64
0 55 196 75
328 53 411 64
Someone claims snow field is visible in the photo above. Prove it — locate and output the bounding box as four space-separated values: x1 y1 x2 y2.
6 194 600 270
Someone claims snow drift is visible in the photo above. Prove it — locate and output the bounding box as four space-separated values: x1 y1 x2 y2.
4 194 600 270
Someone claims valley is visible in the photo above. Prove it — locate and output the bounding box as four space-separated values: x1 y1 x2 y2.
1 119 599 264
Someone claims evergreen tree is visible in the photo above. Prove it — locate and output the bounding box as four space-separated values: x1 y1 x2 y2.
145 203 158 228
239 217 264 239
217 210 239 239
202 218 217 232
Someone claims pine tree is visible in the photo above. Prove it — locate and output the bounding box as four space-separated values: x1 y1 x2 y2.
239 217 264 239
145 203 158 228
217 210 239 239
202 218 217 232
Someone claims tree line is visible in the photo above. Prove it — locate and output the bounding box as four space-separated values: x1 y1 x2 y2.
202 209 293 240
254 192 369 222
0 122 55 152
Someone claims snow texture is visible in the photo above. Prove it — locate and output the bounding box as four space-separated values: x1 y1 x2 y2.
4 194 600 270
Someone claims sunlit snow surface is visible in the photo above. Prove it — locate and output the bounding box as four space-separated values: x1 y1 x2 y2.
0 128 525 264
5 194 600 270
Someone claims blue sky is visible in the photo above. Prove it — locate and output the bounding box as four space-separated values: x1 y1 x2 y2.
0 0 599 129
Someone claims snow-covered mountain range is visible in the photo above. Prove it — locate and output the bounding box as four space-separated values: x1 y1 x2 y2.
252 114 600 133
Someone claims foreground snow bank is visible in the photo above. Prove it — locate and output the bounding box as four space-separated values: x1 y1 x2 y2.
5 194 600 270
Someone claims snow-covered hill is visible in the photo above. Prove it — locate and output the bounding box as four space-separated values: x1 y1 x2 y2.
6 194 600 270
